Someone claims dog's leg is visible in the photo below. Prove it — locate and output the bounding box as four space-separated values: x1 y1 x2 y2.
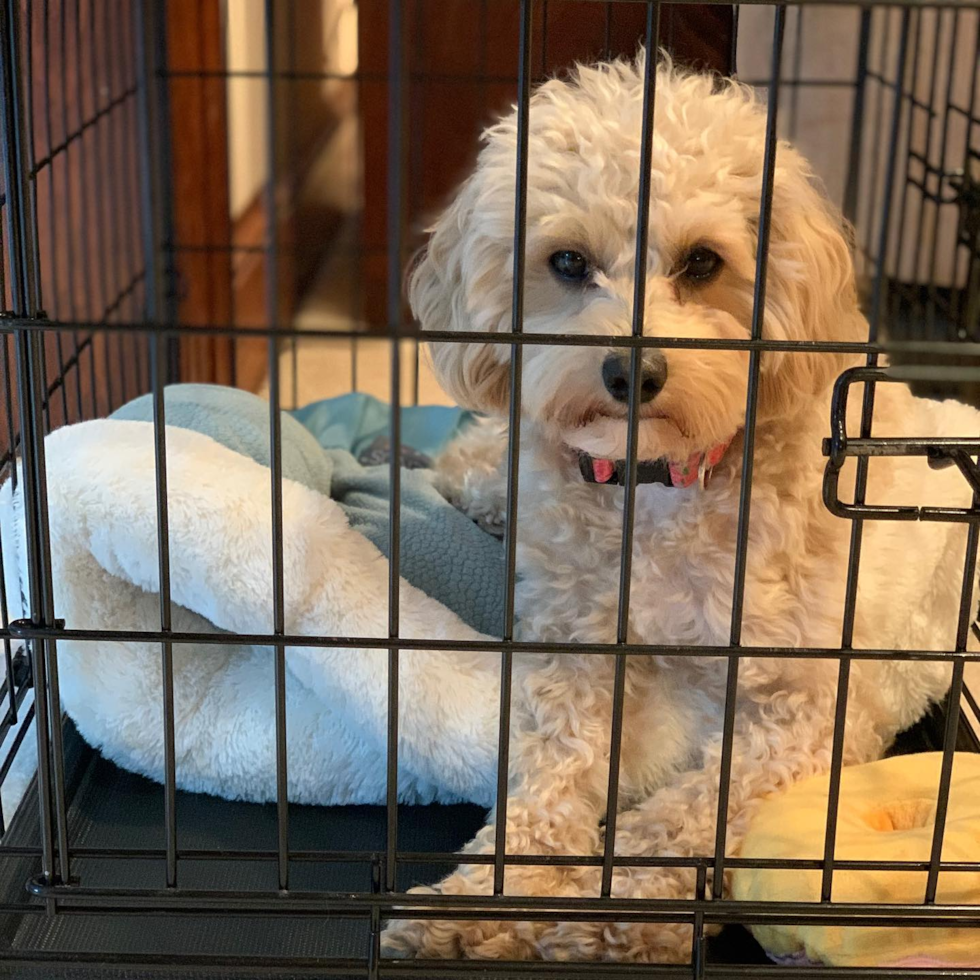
381 652 616 959
432 419 508 536
385 680 882 962
533 689 884 962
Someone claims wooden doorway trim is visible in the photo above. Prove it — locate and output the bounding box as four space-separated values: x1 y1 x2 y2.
163 0 235 386
163 0 348 392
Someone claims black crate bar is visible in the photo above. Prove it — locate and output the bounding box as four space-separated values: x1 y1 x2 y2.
924 623 971 901
285 0 298 412
842 7 872 226
908 8 949 332
888 6 923 328
92 0 125 401
712 3 786 900
20 5 43 329
19 875 980 920
38 2 67 427
858 8 890 276
1 0 71 891
690 864 707 977
10 618 980 662
21 5 50 441
1 331 17 489
81 3 112 406
136 0 178 890
786 6 803 140
10 312 980 352
149 268 177 889
492 0 532 899
105 0 143 396
922 435 980 900
385 0 408 898
3 841 980 873
60 0 96 419
0 955 979 980
0 531 15 731
923 7 962 337
118 0 146 389
0 35 15 750
820 8 911 904
0 120 32 844
263 0 290 894
71 0 100 405
948 12 980 336
600 0 660 901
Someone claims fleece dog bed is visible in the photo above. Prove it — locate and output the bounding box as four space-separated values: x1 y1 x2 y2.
0 385 505 811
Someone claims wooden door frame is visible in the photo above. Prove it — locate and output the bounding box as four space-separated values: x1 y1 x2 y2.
162 0 347 392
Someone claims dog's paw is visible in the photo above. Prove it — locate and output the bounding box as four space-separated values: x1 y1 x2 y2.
380 883 468 959
382 915 539 960
474 505 507 537
380 882 540 960
379 915 434 959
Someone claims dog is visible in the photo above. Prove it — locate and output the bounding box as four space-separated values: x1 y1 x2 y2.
381 54 978 962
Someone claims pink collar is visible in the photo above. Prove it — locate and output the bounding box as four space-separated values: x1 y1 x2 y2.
579 437 732 489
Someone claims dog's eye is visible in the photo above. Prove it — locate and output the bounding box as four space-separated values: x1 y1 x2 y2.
549 250 590 283
682 247 722 282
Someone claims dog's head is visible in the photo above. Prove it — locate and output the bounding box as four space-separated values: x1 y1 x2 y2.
410 55 865 465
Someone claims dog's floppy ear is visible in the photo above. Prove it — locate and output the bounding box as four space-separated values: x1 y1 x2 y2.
758 149 866 418
409 176 511 415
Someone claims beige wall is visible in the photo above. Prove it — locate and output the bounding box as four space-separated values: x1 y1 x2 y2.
224 0 269 218
222 0 359 219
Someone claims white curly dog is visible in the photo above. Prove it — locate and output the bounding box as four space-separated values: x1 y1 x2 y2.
382 55 978 962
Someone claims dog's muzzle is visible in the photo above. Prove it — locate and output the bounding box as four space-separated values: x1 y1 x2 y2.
578 438 732 489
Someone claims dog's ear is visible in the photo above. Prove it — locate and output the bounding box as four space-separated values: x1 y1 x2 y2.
409 177 511 415
758 149 866 418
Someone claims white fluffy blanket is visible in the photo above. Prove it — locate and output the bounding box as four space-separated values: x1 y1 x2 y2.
0 421 501 811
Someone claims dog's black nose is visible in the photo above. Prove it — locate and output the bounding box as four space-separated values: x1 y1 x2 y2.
601 352 668 403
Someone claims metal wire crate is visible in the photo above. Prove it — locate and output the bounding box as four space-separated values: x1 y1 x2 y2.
0 0 976 977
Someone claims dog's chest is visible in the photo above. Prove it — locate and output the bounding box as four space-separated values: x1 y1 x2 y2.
517 469 850 651
516 484 740 646
626 494 736 645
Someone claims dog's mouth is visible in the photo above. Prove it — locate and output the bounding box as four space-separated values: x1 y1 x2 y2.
577 438 733 489
572 407 678 430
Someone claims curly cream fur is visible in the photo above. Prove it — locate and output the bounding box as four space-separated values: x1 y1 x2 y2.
383 54 977 963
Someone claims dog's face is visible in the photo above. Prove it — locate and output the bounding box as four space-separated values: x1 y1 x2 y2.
411 58 866 465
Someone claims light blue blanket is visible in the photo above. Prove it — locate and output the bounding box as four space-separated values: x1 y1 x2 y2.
112 384 505 638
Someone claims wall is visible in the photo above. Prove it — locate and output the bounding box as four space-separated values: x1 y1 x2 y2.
222 0 359 220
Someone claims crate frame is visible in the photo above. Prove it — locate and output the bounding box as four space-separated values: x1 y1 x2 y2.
0 0 978 976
